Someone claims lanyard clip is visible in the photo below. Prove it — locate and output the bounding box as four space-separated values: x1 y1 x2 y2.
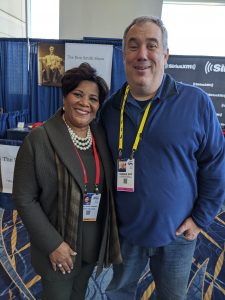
84 185 88 194
130 150 135 160
95 184 99 194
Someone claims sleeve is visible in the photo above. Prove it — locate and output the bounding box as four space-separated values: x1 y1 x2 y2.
12 136 63 254
192 95 225 228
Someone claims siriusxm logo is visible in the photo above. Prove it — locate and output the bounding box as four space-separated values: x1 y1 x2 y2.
166 63 196 70
205 61 225 74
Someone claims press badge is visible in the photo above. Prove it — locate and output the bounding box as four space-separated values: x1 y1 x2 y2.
83 193 101 221
117 158 135 192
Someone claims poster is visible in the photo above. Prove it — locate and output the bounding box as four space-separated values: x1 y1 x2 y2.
38 43 65 87
65 43 113 88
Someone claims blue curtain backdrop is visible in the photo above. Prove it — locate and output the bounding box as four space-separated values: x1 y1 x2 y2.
0 38 125 134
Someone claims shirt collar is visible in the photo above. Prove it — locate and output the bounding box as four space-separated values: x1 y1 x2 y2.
155 73 178 101
126 73 178 105
112 73 178 110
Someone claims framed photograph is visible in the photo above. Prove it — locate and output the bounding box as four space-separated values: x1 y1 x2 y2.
38 43 65 87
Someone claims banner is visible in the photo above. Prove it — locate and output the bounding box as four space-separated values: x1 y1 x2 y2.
65 43 113 88
165 55 225 128
0 145 19 193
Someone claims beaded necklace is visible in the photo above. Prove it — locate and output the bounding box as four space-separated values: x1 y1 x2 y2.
63 115 92 151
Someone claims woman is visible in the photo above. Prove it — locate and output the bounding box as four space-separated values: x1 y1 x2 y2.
13 63 122 300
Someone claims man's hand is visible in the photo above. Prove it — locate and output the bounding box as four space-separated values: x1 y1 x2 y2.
49 241 77 274
176 217 201 240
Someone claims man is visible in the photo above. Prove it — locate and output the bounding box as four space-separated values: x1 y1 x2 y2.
100 16 225 300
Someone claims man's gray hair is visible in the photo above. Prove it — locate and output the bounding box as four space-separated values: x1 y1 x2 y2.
122 16 168 51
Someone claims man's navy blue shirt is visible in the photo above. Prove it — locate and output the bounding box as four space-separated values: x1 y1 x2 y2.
100 74 225 247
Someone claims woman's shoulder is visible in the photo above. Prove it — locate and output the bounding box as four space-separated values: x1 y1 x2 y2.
27 125 46 139
21 125 50 151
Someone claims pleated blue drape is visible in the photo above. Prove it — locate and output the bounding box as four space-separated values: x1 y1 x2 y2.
0 39 30 136
0 39 29 112
111 46 126 95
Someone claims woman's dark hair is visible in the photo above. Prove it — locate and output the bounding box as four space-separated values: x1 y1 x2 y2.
61 62 109 106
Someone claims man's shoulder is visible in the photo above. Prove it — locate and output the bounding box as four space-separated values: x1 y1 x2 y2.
173 78 210 102
175 78 207 95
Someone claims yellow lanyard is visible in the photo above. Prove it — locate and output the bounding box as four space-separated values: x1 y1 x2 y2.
119 85 152 157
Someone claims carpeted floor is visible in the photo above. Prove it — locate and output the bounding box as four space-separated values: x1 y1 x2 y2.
0 208 225 300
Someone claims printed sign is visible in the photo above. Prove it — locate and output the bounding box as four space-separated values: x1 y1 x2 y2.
166 55 225 128
65 43 113 88
0 145 19 193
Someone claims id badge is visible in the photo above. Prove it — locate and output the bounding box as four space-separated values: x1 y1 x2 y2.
83 192 101 221
117 158 135 192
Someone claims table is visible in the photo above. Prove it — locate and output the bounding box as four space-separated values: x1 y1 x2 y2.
6 127 31 140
